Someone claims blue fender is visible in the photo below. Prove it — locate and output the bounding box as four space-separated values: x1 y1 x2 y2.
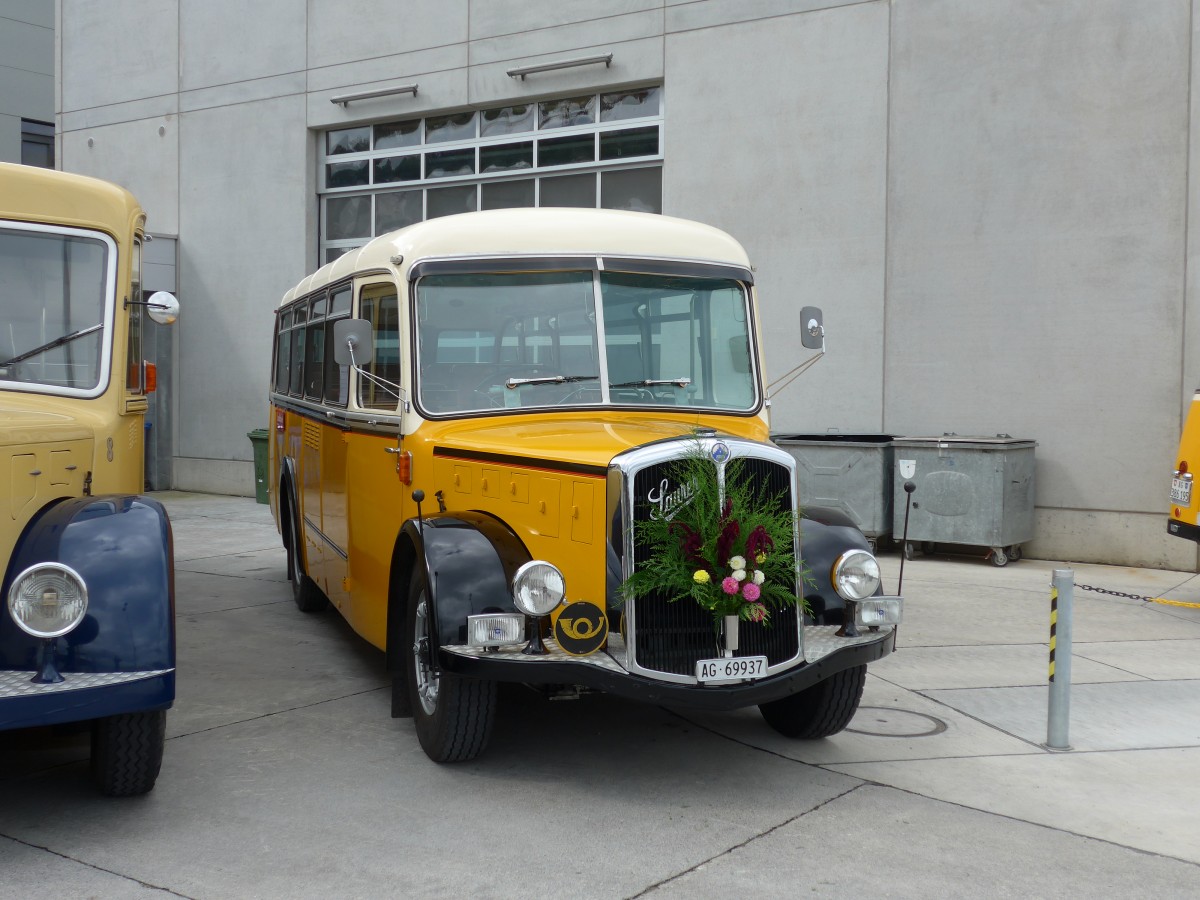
400 512 531 648
800 506 877 623
1 495 175 728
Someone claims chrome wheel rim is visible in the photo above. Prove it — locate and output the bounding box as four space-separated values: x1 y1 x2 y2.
413 595 439 715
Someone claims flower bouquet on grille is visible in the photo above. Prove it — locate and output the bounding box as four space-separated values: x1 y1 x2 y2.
620 445 808 632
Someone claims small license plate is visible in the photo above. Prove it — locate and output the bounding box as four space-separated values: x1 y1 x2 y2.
1171 477 1192 506
696 655 767 683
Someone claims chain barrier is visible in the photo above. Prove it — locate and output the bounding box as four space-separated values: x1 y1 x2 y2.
1076 583 1200 609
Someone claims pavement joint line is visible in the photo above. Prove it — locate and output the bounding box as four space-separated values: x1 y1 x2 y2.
0 834 196 898
166 684 389 742
172 545 282 563
178 599 292 616
891 686 1050 752
1067 654 1152 681
624 782 868 898
173 568 289 585
828 780 1200 870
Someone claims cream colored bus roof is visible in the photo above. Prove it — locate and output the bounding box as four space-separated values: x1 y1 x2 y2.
280 208 752 307
0 161 141 235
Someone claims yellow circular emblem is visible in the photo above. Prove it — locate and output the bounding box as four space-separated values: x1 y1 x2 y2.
553 602 609 656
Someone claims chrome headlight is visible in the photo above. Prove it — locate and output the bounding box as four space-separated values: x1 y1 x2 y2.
832 549 881 602
512 561 565 616
7 562 89 638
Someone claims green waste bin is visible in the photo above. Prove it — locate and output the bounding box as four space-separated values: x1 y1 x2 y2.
247 428 270 504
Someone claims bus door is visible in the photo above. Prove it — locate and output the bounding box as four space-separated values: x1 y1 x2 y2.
344 281 404 648
318 285 353 611
299 293 327 599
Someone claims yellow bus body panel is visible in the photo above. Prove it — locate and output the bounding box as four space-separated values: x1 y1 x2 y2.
0 163 147 579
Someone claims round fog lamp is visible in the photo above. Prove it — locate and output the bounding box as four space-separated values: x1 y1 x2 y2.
8 562 89 638
512 561 565 616
832 550 881 602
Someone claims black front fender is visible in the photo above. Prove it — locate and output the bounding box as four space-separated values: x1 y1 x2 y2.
403 512 532 648
800 506 875 622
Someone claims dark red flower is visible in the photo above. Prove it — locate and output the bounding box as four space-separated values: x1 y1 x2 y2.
746 525 775 561
671 521 707 569
715 518 740 566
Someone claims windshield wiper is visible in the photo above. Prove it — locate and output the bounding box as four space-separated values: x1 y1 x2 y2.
505 374 599 389
0 322 104 368
609 377 692 389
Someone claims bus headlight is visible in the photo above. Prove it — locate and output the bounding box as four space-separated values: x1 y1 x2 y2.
832 550 881 602
7 563 89 638
512 561 565 616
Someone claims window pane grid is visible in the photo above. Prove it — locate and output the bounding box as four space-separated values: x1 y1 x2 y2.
320 87 663 258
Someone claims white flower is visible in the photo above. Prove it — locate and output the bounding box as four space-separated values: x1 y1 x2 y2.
733 569 747 581
752 569 765 585
728 556 746 571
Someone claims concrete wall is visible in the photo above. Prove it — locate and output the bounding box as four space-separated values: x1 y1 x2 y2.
53 0 1200 569
0 0 53 163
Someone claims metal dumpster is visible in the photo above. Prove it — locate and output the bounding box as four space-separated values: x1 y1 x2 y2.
892 434 1036 566
773 433 894 550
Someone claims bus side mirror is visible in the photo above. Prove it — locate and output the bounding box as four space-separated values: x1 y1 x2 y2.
145 291 179 325
333 318 374 366
799 306 824 351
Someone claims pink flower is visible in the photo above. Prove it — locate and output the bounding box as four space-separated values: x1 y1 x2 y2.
742 582 761 602
722 576 740 595
745 603 767 622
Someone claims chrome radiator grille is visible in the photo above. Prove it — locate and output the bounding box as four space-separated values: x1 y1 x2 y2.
627 454 799 677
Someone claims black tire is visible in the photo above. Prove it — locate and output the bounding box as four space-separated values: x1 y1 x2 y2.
405 567 495 762
90 710 166 796
758 664 866 739
286 498 327 613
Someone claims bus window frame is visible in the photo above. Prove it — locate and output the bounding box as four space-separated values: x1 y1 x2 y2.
357 280 402 412
0 221 119 400
323 282 353 407
303 292 328 401
287 299 307 397
273 307 292 393
125 235 144 394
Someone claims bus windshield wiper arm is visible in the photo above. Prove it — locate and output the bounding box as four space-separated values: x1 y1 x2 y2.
505 373 600 388
0 322 104 368
609 377 692 388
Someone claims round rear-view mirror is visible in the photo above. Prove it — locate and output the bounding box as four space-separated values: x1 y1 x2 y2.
146 291 180 325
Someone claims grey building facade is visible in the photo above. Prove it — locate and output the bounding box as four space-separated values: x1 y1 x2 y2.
1 1 53 165
52 0 1200 570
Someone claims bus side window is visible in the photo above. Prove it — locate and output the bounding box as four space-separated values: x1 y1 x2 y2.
304 293 327 400
324 285 352 406
126 236 143 392
274 308 292 392
288 300 307 396
359 284 400 410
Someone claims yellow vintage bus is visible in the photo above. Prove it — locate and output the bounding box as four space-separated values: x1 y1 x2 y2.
0 162 179 795
269 208 900 763
1169 389 1200 541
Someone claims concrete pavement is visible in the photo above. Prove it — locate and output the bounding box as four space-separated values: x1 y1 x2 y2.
1 491 1198 898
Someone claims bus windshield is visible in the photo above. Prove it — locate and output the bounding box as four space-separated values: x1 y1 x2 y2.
414 269 756 415
0 225 112 393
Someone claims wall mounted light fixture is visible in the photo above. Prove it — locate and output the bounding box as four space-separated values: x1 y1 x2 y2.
330 83 419 106
506 53 613 80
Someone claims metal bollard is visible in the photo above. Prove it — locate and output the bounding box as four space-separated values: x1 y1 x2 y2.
1046 568 1074 750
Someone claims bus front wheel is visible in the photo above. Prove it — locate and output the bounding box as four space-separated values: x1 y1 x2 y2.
405 566 495 763
758 664 866 739
91 710 166 796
